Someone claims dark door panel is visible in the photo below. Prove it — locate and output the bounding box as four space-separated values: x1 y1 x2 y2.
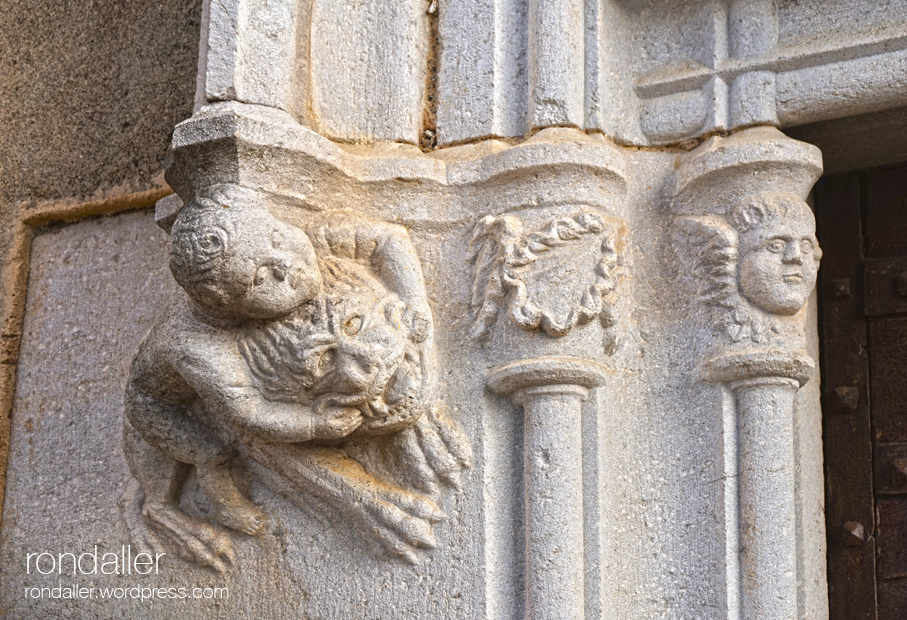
865 166 907 258
877 496 907 580
878 579 907 620
868 318 907 443
818 164 907 619
817 173 879 620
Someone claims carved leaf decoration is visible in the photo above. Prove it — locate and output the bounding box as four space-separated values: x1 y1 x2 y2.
468 215 523 340
469 212 620 340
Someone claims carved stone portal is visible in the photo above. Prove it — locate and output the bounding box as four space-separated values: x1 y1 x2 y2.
121 184 470 571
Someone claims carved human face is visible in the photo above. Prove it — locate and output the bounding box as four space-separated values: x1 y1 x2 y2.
222 213 322 319
737 214 820 316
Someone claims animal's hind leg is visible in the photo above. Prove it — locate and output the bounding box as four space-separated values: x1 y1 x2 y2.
196 461 267 536
121 420 235 573
122 417 189 507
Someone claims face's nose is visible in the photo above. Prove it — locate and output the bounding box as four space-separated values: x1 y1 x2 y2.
334 364 370 392
782 240 804 264
332 342 378 393
271 259 292 282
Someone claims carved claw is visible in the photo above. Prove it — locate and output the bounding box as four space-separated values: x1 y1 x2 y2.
427 405 473 470
213 504 267 537
370 527 422 566
118 477 167 560
365 499 438 550
397 425 441 494
359 477 447 524
415 416 463 489
248 442 447 562
346 486 445 564
334 463 448 561
395 405 472 491
143 503 235 573
403 299 433 344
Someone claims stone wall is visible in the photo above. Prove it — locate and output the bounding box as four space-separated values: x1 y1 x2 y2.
0 0 202 524
3 1 907 619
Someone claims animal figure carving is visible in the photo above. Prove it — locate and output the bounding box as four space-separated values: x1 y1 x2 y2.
121 185 469 572
239 257 425 437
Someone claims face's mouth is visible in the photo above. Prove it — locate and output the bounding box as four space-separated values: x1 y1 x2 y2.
782 272 804 284
315 389 378 411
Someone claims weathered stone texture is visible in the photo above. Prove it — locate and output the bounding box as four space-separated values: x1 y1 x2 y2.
0 0 201 209
0 213 30 525
0 210 482 620
8 0 896 617
0 211 176 618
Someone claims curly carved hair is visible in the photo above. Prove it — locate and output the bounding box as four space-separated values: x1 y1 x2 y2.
167 185 266 309
727 192 815 234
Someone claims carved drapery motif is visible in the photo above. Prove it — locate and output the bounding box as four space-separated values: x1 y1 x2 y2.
469 212 621 350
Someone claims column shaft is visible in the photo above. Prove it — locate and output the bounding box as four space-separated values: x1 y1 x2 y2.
517 384 587 620
734 377 799 620
528 0 585 128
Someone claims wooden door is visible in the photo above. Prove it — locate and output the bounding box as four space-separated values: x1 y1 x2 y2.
817 165 907 620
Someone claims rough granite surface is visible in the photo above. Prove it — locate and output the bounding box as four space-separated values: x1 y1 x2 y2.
0 0 201 209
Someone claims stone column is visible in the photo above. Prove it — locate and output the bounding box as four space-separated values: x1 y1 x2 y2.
672 126 824 620
472 205 624 620
469 204 625 620
735 376 798 619
706 351 815 620
489 357 607 620
528 0 585 128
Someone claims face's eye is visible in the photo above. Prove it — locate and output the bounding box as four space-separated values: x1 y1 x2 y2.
344 315 363 336
800 239 814 254
271 230 284 249
766 238 786 253
253 265 270 286
197 233 222 251
318 349 335 371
